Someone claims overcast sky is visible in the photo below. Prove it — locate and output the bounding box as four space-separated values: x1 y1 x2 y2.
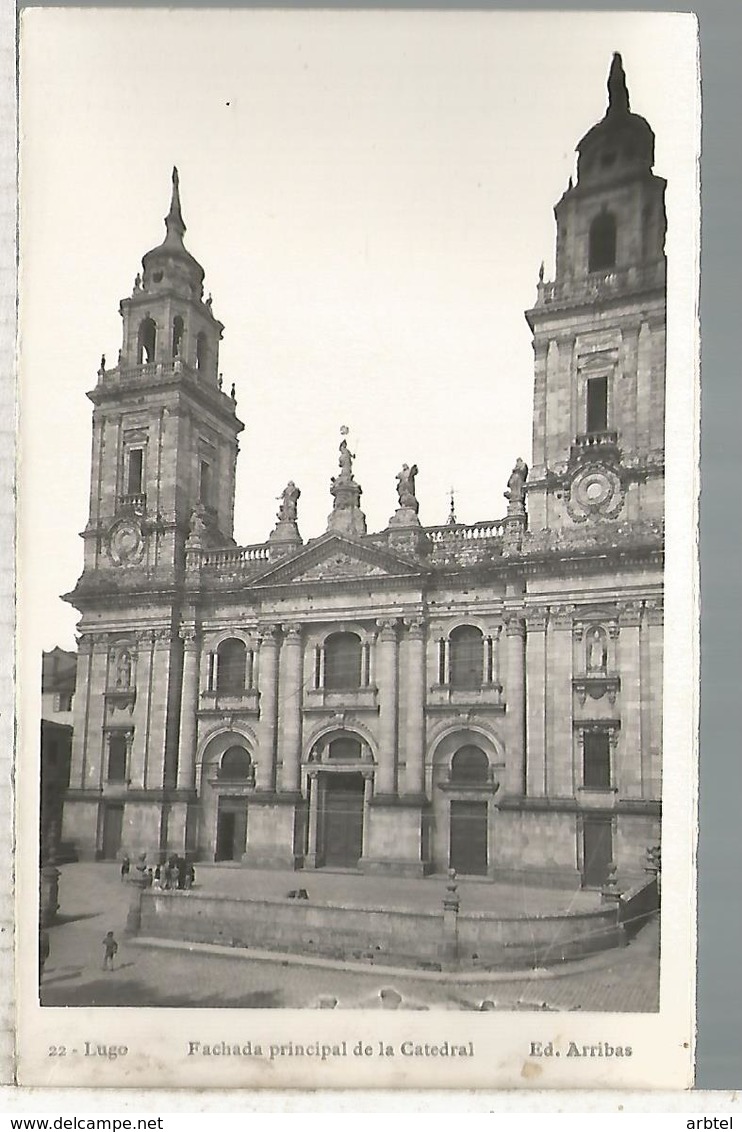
18 9 697 650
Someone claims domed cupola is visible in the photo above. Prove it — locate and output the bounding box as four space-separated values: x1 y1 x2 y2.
141 167 205 299
575 54 655 188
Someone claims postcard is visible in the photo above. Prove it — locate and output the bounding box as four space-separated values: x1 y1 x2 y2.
14 8 699 1090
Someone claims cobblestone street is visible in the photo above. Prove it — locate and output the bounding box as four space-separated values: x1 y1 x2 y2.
40 863 659 1012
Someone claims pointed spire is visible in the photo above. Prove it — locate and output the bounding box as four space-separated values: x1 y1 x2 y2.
164 166 186 244
607 52 630 114
447 486 458 526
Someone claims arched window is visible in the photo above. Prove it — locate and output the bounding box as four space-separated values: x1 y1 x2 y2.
324 632 362 691
586 626 608 673
328 736 362 761
216 638 246 694
137 318 157 364
196 331 209 374
107 735 128 783
450 625 484 690
172 316 184 358
588 211 617 272
451 745 489 784
218 745 252 780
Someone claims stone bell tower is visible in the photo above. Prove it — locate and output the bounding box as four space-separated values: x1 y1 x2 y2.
81 168 244 579
63 171 244 861
525 54 666 531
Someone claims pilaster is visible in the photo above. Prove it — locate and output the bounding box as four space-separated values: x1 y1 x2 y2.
145 629 173 790
278 624 303 792
504 616 526 796
618 600 643 798
176 628 200 790
255 625 280 791
549 605 575 796
375 619 399 795
525 606 548 797
403 618 426 795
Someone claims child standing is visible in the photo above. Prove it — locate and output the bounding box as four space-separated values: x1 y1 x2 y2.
102 931 118 971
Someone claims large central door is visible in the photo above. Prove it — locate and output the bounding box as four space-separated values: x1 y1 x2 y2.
101 804 124 860
215 797 248 862
321 773 364 867
582 816 613 887
449 800 488 875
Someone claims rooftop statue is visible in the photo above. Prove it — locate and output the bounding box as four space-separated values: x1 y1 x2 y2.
504 457 529 506
335 438 355 483
396 463 419 512
277 481 301 524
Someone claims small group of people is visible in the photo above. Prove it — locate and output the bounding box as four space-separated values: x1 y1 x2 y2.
121 853 195 891
153 857 196 891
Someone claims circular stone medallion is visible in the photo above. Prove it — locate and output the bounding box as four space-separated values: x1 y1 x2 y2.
567 464 624 522
108 518 145 565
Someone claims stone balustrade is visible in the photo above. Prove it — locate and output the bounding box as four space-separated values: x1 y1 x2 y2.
426 520 505 543
201 545 271 569
535 260 666 308
572 430 619 449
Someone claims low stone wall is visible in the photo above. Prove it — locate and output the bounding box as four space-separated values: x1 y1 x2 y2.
137 889 623 970
618 875 660 938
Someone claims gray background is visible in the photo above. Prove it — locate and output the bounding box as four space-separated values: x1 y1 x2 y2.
16 0 742 1091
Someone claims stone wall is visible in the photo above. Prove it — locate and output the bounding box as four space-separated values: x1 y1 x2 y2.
138 889 623 970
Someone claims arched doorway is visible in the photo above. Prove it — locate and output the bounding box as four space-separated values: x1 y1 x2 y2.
199 736 255 863
431 732 498 876
305 732 370 869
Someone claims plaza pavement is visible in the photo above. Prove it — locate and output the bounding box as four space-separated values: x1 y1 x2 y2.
39 863 659 1012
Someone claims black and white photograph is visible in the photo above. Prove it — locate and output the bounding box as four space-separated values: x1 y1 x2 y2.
17 8 698 1089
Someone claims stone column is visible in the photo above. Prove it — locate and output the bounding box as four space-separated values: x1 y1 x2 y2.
361 641 371 686
492 627 502 689
176 630 200 790
361 773 373 856
305 770 320 866
403 618 426 795
442 638 451 685
375 619 399 795
256 625 280 791
504 616 526 796
525 607 548 797
278 624 303 792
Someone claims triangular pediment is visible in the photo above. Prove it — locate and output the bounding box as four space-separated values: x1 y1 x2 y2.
249 533 425 589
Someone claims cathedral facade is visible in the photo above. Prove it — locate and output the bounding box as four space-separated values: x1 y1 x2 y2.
62 55 665 887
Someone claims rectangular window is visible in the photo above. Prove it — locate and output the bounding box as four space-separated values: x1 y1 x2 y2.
199 460 211 507
127 448 144 495
107 735 128 783
586 375 608 434
583 730 611 789
54 692 73 712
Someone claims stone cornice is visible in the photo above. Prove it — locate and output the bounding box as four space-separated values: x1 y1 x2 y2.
497 794 661 816
64 787 198 803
